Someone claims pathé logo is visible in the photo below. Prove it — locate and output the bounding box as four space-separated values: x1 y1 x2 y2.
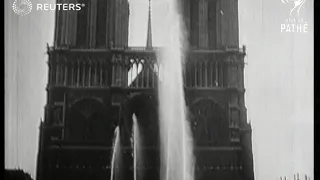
281 0 307 17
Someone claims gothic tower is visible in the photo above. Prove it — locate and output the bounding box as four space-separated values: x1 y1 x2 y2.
36 0 254 180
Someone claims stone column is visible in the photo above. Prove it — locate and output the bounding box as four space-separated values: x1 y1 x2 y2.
77 60 80 87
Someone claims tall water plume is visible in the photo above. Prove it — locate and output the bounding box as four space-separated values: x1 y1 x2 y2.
132 114 142 180
110 127 121 180
158 1 194 180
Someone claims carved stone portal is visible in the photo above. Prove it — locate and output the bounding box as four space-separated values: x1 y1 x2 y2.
190 99 228 146
66 98 114 145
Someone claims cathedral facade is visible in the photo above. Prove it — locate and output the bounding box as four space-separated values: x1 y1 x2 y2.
36 0 254 180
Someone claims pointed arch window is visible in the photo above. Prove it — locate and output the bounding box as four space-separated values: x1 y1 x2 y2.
208 0 218 49
189 0 199 48
96 0 108 47
76 0 89 47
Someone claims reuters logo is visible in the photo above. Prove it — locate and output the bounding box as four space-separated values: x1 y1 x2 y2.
12 0 33 16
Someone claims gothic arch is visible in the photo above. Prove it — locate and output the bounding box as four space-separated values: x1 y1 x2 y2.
66 98 115 145
68 96 106 108
189 98 229 146
191 97 225 110
121 93 159 147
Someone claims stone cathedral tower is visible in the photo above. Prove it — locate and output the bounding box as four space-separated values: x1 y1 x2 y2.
36 0 254 180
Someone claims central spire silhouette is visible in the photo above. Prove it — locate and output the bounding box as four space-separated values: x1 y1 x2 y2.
146 0 153 49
